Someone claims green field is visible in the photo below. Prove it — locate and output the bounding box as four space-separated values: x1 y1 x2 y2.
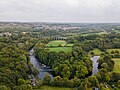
34 85 73 90
46 47 72 53
106 49 120 53
45 40 73 53
34 85 92 90
81 31 107 36
88 48 102 56
112 58 120 72
46 40 67 47
66 44 74 47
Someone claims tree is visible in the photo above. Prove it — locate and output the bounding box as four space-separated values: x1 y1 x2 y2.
115 50 119 54
43 73 51 85
0 85 11 90
118 80 120 87
71 77 81 87
37 43 45 48
111 50 115 54
53 76 62 86
75 63 88 78
36 79 43 87
67 80 74 87
98 69 110 82
54 67 59 75
61 64 71 78
13 84 33 90
88 76 99 87
90 52 94 56
18 78 26 85
101 63 109 70
99 83 106 90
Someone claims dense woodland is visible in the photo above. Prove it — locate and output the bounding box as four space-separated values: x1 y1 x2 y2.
0 34 39 90
35 33 120 90
0 23 120 90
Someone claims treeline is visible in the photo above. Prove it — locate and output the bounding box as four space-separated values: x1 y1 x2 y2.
34 46 92 79
35 48 119 89
74 34 120 52
34 33 120 89
0 34 38 90
0 42 33 90
98 55 114 71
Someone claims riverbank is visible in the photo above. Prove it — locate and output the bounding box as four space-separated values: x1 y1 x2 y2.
91 56 100 75
29 49 53 80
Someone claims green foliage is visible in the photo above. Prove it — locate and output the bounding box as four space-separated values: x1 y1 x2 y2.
43 74 51 85
88 76 99 87
118 80 120 87
13 84 33 90
0 85 11 90
98 55 114 71
46 40 66 47
35 45 92 79
18 79 26 85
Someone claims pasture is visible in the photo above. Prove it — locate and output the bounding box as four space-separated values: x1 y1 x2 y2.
46 40 67 47
106 49 120 53
88 48 102 56
112 58 120 72
46 47 72 53
45 40 73 53
34 85 73 90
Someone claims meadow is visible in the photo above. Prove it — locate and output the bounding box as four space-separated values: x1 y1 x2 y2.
34 85 73 90
106 49 120 53
88 48 102 56
46 40 67 47
45 40 73 53
112 58 120 72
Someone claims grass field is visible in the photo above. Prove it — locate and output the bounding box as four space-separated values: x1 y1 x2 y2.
46 47 72 53
34 85 73 90
45 40 73 53
88 48 102 56
34 85 93 90
66 44 74 47
46 40 67 47
112 58 120 72
106 49 120 53
81 31 107 36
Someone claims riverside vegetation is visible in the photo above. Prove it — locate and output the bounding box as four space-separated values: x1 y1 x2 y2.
0 23 120 90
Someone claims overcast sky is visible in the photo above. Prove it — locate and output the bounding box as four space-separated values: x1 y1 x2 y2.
0 0 120 23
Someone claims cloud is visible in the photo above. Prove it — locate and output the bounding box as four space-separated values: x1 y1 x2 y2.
0 0 120 22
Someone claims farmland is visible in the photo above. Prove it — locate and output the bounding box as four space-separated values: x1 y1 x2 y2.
88 48 102 56
45 40 73 53
106 49 120 53
46 40 67 47
112 58 120 72
34 85 73 90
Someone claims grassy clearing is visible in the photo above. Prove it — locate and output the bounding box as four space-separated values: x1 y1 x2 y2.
106 49 120 53
66 44 74 47
46 47 72 53
112 58 120 72
46 40 66 47
88 48 102 56
45 40 74 53
34 85 73 90
81 31 107 36
34 85 92 90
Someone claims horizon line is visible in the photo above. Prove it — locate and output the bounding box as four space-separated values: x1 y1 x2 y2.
0 20 120 24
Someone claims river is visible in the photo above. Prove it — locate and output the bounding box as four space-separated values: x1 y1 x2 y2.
91 56 100 75
29 49 54 80
30 48 100 79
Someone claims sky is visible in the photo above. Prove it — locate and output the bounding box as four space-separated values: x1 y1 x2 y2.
0 0 120 23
